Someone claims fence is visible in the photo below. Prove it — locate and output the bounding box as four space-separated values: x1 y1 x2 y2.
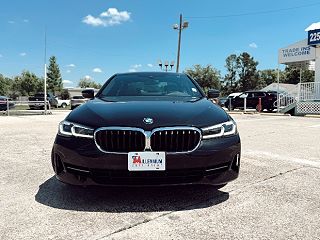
1 100 52 116
298 82 320 101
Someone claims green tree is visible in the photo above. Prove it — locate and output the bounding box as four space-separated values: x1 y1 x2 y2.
78 78 102 89
0 74 12 96
8 71 43 97
184 64 221 91
237 52 259 91
282 66 314 84
47 56 62 94
20 71 42 96
60 89 70 100
222 54 238 95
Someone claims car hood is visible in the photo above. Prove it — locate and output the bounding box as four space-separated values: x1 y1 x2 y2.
66 98 230 130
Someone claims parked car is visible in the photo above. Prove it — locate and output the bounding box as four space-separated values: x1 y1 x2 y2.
0 96 15 111
218 97 228 107
70 95 89 110
28 93 58 109
51 72 241 187
56 97 70 108
225 90 277 111
227 92 243 99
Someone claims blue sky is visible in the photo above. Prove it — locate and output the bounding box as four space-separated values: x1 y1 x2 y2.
0 0 319 87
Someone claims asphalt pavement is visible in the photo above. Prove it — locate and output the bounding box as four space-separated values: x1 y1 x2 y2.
0 112 319 240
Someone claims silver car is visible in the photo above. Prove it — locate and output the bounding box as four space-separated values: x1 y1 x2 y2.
70 96 88 110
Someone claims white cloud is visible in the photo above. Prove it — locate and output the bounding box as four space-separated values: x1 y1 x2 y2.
249 42 258 49
131 64 142 69
62 80 73 85
8 20 15 24
66 70 71 73
128 69 137 72
23 19 29 23
93 67 103 73
67 64 76 67
20 52 27 57
82 8 131 27
147 63 153 68
84 75 92 80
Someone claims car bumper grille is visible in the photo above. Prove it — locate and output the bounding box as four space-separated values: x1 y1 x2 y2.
95 129 145 153
94 127 202 153
151 129 201 152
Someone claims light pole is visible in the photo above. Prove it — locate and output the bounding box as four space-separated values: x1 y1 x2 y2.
158 60 175 72
173 14 188 73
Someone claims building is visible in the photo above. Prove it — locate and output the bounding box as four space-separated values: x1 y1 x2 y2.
65 88 100 98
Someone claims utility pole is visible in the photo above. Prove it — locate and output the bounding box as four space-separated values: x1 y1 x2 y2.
44 27 47 115
173 14 188 73
176 14 182 73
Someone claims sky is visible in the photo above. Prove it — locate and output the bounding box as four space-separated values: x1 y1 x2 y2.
0 0 319 87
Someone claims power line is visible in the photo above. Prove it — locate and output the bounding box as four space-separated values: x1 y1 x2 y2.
186 2 320 19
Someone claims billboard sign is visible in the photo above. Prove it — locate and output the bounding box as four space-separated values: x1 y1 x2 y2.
278 39 316 64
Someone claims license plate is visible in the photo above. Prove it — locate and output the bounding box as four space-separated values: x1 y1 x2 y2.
128 152 165 171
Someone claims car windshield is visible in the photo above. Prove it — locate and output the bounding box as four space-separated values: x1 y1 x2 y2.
98 74 203 101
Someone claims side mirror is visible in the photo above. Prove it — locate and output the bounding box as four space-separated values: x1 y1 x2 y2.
82 89 94 99
207 89 220 99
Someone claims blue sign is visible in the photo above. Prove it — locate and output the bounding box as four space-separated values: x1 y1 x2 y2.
308 29 320 45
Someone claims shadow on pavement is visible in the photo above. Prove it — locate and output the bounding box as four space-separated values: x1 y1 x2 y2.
35 176 229 212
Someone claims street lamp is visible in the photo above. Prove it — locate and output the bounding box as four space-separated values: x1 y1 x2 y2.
158 60 175 72
173 14 189 73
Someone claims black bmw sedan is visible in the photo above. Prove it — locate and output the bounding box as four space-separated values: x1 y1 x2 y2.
52 72 241 187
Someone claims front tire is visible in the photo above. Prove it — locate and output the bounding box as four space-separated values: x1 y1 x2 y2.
61 103 67 108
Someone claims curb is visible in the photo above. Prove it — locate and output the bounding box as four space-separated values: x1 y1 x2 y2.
228 111 291 116
304 114 320 118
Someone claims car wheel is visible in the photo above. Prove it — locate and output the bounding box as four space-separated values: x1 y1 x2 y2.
61 103 67 108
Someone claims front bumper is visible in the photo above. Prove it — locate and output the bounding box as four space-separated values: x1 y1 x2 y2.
51 134 241 186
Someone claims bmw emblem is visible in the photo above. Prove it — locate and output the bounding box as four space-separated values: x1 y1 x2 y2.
143 118 154 125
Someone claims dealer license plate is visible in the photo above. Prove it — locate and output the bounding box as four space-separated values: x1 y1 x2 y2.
128 152 165 171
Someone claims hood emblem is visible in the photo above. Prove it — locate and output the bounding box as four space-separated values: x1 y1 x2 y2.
143 118 154 125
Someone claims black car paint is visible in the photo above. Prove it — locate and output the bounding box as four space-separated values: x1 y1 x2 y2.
52 72 241 186
67 98 230 130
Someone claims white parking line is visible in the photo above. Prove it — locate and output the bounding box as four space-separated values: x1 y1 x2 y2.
308 124 320 128
235 116 290 123
244 150 320 168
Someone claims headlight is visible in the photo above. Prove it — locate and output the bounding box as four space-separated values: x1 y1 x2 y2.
202 120 237 139
58 121 94 138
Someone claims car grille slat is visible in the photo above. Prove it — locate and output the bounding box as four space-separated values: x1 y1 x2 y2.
95 127 201 153
95 129 145 153
151 128 201 152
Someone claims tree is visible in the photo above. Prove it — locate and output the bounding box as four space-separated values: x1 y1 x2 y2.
47 56 62 94
184 64 221 91
9 71 43 96
60 89 70 100
237 52 259 91
0 74 12 96
222 54 238 95
282 66 314 84
20 71 42 96
78 78 102 89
